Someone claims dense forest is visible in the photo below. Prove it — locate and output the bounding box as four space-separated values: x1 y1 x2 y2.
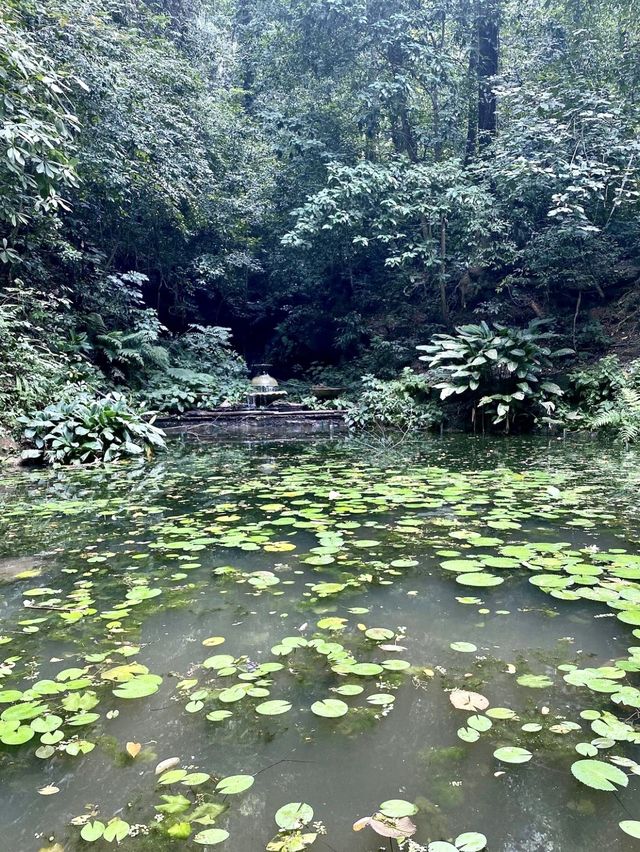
3 0 640 458
6 5 640 849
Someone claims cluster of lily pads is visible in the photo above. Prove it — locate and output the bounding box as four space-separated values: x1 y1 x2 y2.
177 619 410 725
1 445 640 849
69 755 257 846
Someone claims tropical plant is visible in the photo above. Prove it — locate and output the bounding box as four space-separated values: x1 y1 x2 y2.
566 356 627 413
19 391 165 465
344 369 441 433
0 5 79 236
417 320 572 431
0 289 101 427
141 368 249 414
587 388 640 445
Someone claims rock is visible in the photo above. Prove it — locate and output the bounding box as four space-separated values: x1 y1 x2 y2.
0 555 44 581
0 428 19 455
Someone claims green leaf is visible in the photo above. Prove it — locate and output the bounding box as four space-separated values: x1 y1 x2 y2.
158 769 188 785
450 642 477 653
455 832 487 852
571 759 629 791
80 821 105 842
620 820 640 839
215 774 254 794
1 725 34 745
155 794 192 814
103 818 130 843
493 746 532 764
255 700 291 716
113 674 162 699
516 674 553 689
379 799 417 818
193 828 230 845
311 698 348 718
275 802 314 830
181 772 211 786
167 822 192 839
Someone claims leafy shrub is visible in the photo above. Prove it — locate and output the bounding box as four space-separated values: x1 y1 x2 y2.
170 325 247 376
344 369 441 432
418 320 572 430
587 387 640 444
137 325 249 413
563 358 640 443
141 368 249 414
0 289 102 428
20 391 165 465
90 309 170 383
565 355 626 413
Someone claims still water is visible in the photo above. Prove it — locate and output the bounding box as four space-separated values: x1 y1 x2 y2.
1 435 640 851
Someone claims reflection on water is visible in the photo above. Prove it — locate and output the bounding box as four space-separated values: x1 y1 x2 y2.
0 435 640 851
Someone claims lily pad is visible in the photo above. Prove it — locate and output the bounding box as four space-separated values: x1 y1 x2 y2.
571 759 629 791
493 746 532 764
311 698 348 718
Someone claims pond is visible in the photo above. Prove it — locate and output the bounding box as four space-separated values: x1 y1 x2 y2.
2 435 640 852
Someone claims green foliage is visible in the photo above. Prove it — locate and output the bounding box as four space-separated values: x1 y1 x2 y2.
2 0 640 425
586 387 640 445
0 287 101 427
142 368 248 414
563 357 640 443
139 326 248 413
169 326 247 379
566 356 626 413
418 320 572 429
19 391 165 465
0 4 79 233
344 369 441 433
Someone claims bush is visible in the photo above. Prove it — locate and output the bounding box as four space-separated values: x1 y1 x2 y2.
418 320 572 431
0 289 102 428
138 326 249 413
141 368 249 414
587 387 640 444
344 369 441 432
20 391 166 465
565 355 626 413
563 357 640 443
169 325 247 377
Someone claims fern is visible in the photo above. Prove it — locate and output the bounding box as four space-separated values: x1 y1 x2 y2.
95 330 169 377
588 387 640 444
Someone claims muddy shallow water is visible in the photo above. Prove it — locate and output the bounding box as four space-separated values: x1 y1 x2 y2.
1 435 640 851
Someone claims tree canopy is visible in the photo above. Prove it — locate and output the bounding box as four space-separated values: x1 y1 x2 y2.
2 0 640 413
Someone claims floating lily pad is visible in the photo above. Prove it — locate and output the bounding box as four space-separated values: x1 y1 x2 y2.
193 828 229 845
571 759 629 791
215 774 254 794
493 746 532 764
255 700 291 716
450 642 477 653
455 573 503 587
379 799 417 818
275 802 314 830
311 698 348 718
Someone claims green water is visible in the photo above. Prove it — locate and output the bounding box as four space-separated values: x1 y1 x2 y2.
1 435 640 852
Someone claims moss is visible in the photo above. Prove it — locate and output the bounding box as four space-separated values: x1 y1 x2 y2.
418 745 467 770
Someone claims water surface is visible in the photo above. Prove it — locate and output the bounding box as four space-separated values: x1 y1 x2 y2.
1 435 640 851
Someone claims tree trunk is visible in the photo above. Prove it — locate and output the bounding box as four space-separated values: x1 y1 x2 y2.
439 216 449 324
465 3 479 163
477 0 499 147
